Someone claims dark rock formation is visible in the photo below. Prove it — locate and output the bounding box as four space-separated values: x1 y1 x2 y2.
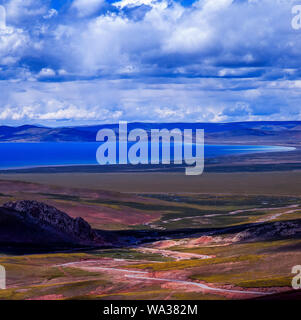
1 200 106 248
234 220 301 242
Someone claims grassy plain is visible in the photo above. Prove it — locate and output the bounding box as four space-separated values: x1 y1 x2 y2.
0 156 300 300
1 171 301 195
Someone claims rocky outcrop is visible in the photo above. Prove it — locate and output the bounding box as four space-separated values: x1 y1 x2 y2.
3 200 103 246
233 220 301 242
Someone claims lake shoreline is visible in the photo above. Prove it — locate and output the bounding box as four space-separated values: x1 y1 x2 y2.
0 142 295 171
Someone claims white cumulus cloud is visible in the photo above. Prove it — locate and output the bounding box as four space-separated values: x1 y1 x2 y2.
71 0 105 17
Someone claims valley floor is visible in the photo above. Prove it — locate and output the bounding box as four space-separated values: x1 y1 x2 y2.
0 178 300 300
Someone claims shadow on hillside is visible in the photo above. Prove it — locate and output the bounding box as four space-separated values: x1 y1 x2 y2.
109 218 301 245
1 218 301 255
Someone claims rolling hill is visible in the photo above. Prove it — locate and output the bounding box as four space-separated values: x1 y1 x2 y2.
0 200 110 251
0 121 300 145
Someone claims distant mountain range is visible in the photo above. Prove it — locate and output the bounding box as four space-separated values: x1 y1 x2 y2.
0 121 301 145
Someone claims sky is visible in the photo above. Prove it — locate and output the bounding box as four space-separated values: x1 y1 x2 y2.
0 0 301 126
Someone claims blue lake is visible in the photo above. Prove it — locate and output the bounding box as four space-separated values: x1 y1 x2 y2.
0 142 295 170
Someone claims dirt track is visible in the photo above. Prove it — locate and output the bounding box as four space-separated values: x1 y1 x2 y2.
134 247 213 261
57 261 274 298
